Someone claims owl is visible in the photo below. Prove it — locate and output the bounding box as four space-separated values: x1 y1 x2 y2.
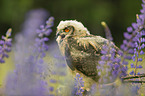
56 20 120 90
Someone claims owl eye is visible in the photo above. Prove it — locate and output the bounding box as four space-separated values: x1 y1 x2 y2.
64 27 70 32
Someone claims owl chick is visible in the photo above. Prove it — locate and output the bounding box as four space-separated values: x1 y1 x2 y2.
56 20 119 89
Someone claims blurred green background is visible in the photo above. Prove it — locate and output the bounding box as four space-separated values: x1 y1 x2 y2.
0 0 142 45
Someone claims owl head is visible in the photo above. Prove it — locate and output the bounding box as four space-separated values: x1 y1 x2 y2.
56 20 90 43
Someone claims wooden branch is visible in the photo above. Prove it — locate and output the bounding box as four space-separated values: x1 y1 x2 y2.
121 74 145 80
123 80 145 83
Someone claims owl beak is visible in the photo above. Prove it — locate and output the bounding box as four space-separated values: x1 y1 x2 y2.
56 31 63 44
56 30 66 39
56 35 61 43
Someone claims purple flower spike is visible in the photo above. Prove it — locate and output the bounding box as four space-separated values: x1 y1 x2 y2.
120 0 145 76
73 73 84 96
5 9 54 96
0 28 12 64
35 16 54 58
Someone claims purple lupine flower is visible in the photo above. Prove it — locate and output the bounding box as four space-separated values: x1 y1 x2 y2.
127 27 133 32
98 42 127 83
120 0 145 76
5 9 54 96
34 17 54 60
36 17 54 37
72 73 84 96
129 70 134 75
99 22 128 83
137 65 143 68
120 24 139 71
130 63 135 68
49 79 57 83
127 1 145 75
99 21 129 84
0 28 12 63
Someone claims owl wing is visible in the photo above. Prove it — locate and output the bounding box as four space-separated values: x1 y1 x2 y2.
76 35 110 51
76 35 119 54
71 35 120 80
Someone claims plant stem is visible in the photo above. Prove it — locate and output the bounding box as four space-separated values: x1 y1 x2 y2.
134 37 141 75
123 80 145 83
